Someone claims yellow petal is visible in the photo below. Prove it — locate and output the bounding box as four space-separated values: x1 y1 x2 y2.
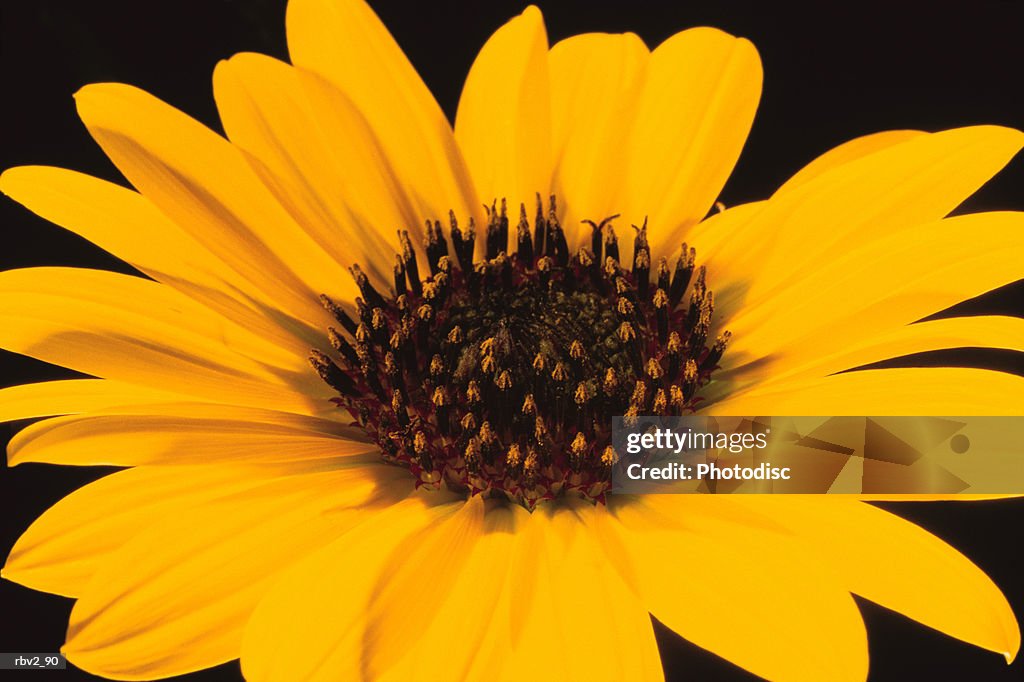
214 53 419 285
2 464 306 597
774 130 925 195
718 211 1024 385
8 402 370 467
689 131 941 277
0 166 210 285
707 367 1024 416
497 502 664 682
376 501 531 682
681 200 767 320
63 466 410 680
623 28 762 257
714 126 1024 318
455 6 552 214
286 0 478 224
74 83 350 331
606 497 869 682
548 32 648 244
240 494 463 681
0 267 326 413
363 495 489 680
0 166 321 356
739 315 1024 393
0 379 181 423
857 494 1024 501
728 496 1021 661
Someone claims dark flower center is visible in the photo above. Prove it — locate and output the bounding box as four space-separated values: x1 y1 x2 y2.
310 195 728 509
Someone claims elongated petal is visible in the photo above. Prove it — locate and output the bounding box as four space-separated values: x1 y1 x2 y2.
728 497 1020 661
8 402 369 467
718 211 1024 384
74 83 350 332
2 465 302 597
497 503 664 681
683 200 767 315
857 494 1024 501
0 166 211 283
707 367 1024 415
684 199 763 276
63 466 410 680
774 130 925 195
0 380 181 422
214 53 418 285
240 495 464 681
605 498 869 682
0 166 322 356
0 266 296 372
548 33 648 243
713 126 1024 320
286 0 478 224
456 6 551 214
742 315 1024 392
373 501 530 681
361 495 487 679
0 268 327 413
623 28 762 257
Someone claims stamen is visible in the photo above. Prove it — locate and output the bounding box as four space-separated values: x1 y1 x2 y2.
653 288 670 344
532 193 546 262
582 214 618 267
605 224 620 264
632 218 651 301
398 230 422 296
657 257 671 293
669 243 695 308
507 443 523 468
327 327 359 367
319 294 358 336
393 255 407 298
652 388 668 415
484 199 509 259
517 203 534 264
575 247 594 269
701 331 732 372
424 220 445 274
349 264 386 309
309 349 357 396
547 196 569 267
603 368 619 393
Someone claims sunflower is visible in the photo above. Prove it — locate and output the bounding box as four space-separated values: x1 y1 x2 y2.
2 0 1022 680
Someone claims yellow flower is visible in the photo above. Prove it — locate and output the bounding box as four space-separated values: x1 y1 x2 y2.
1 1 1022 680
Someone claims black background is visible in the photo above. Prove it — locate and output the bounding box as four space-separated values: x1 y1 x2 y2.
2 1 1024 680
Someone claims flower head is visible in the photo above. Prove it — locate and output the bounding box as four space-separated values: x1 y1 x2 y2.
2 1 1022 680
